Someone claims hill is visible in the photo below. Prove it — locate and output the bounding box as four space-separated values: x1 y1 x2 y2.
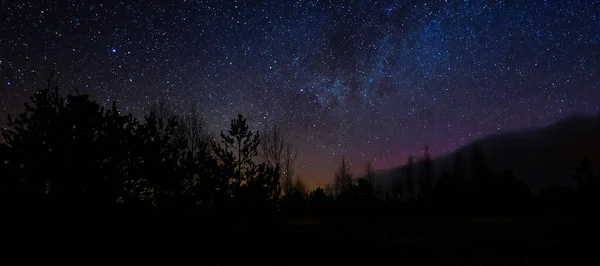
374 113 600 193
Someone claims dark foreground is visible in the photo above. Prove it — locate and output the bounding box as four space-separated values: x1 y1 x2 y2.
6 213 596 265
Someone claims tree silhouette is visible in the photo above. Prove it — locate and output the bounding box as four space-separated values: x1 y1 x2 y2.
96 102 139 207
365 161 375 185
333 155 353 198
0 137 27 208
324 184 334 199
212 114 260 199
282 144 298 196
261 125 284 196
419 145 434 204
178 107 217 210
293 177 307 195
260 125 298 200
470 143 492 181
309 187 328 211
433 172 455 211
452 152 465 183
391 177 403 201
571 156 598 207
469 143 493 213
571 156 595 189
405 155 415 200
310 187 327 202
281 176 308 213
1 77 596 226
211 114 278 210
1 86 139 208
434 152 465 211
127 103 188 208
355 177 376 203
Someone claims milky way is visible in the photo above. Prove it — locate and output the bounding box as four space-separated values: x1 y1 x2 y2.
1 0 599 187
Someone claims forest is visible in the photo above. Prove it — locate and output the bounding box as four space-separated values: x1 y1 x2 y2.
1 85 597 214
1 85 598 265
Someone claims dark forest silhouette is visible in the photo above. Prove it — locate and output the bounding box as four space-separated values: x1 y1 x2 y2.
1 85 599 265
1 85 598 215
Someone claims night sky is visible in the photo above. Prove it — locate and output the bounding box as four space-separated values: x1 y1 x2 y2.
1 0 599 188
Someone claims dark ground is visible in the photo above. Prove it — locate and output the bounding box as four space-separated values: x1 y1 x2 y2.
5 213 596 265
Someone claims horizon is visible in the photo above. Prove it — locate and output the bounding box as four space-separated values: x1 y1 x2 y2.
2 2 600 264
2 89 598 189
1 0 599 189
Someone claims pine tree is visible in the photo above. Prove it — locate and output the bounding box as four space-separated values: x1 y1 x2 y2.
212 115 260 196
1 86 140 208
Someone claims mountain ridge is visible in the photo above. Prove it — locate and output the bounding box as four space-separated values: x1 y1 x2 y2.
374 113 600 192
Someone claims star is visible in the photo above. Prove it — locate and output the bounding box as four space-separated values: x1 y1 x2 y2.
0 0 598 188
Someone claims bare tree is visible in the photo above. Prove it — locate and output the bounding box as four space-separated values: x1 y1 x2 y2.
261 125 285 170
179 107 214 207
182 106 212 156
282 143 298 196
261 125 297 196
334 155 353 196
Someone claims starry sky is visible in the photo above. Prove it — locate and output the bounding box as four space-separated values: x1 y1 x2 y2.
1 0 599 188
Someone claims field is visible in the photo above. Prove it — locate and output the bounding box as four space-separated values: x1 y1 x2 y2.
11 214 590 265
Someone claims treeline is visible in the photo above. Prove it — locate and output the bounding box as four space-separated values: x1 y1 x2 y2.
0 86 597 216
0 87 286 212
